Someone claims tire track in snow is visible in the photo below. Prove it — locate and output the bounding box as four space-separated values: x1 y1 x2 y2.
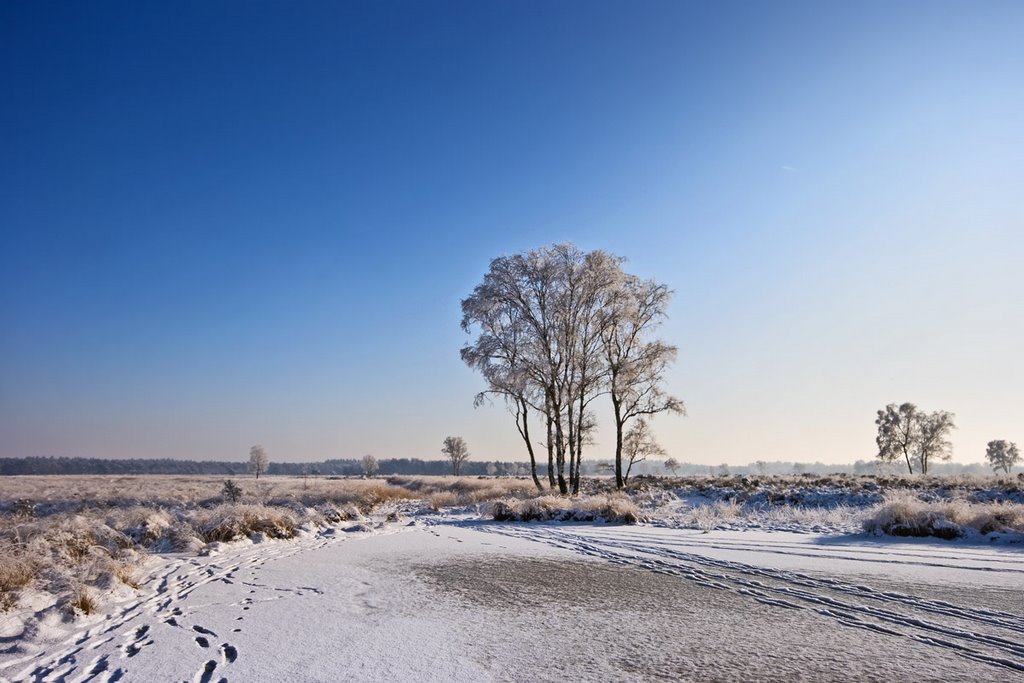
482 524 1024 675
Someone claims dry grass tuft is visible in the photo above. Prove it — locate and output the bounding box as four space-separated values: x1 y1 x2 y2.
68 587 98 616
426 491 460 510
192 504 298 543
0 550 36 611
492 493 641 523
863 492 1024 539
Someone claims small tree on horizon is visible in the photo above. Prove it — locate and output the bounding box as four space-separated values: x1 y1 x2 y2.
621 418 666 485
916 410 956 474
986 440 1020 474
361 454 379 477
875 403 955 475
664 457 679 476
442 436 471 476
248 445 269 479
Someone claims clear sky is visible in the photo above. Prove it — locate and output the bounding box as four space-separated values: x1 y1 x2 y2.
2 1 1021 465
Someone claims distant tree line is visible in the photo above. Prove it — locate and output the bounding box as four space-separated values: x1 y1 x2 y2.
0 456 532 477
0 455 1013 478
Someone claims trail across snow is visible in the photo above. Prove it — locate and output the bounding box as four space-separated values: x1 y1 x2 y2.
2 519 1022 682
479 524 1024 675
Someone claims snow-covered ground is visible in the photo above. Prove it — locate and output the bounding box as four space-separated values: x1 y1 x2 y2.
3 512 1022 682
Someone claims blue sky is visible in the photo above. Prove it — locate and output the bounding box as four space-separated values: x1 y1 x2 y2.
2 1 1021 464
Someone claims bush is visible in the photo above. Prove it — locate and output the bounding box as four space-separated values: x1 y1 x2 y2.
192 504 299 543
491 494 641 523
863 492 1024 539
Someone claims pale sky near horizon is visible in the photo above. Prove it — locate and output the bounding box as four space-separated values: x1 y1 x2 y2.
2 1 1022 465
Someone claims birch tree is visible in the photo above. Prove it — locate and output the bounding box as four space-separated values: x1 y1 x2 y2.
916 410 955 474
248 445 269 479
621 418 666 485
461 243 684 495
361 454 379 477
601 274 684 488
875 403 955 475
442 436 471 476
986 440 1020 474
461 267 545 490
875 403 921 474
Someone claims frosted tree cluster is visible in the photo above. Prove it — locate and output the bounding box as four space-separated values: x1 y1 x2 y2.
461 243 683 493
875 403 956 475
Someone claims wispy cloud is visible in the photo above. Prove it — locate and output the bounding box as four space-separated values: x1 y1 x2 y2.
780 165 797 172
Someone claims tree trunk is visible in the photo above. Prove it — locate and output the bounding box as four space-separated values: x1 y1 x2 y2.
612 395 625 489
546 409 556 489
566 400 577 495
554 409 568 495
517 399 544 491
572 395 586 495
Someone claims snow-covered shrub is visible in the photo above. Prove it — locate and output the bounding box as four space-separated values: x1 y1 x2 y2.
314 503 361 523
0 547 36 611
491 494 641 523
863 492 1024 539
192 504 298 543
0 512 148 617
862 493 962 539
686 500 742 531
966 502 1024 534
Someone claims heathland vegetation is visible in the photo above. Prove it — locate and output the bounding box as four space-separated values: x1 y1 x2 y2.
2 471 1022 622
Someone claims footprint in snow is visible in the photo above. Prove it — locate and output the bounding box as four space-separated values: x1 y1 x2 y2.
194 659 218 683
121 624 153 658
220 643 238 663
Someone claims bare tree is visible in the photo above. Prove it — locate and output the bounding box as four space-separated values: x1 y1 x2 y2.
361 454 379 477
875 403 921 474
461 273 544 490
621 418 666 485
462 248 557 489
876 403 955 475
916 410 955 474
664 457 679 476
461 243 683 495
248 445 269 480
442 436 470 476
603 274 684 489
461 244 606 494
986 440 1021 474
